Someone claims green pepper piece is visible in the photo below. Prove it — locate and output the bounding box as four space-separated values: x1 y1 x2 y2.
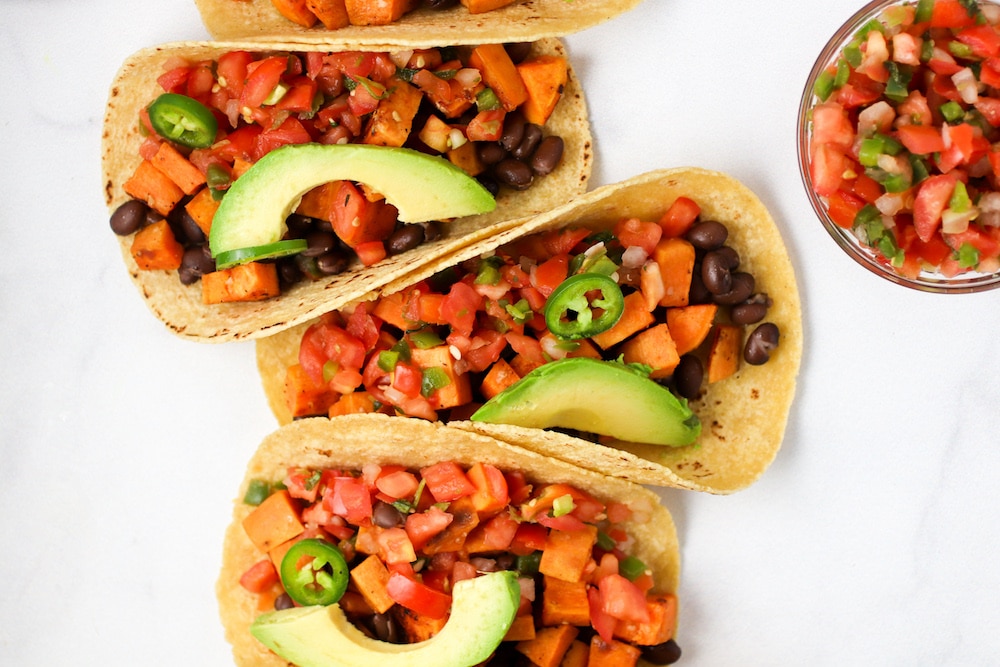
619 555 648 582
915 0 934 23
543 273 625 340
950 181 972 212
958 242 981 268
279 538 349 607
884 62 912 103
940 100 965 123
147 93 219 149
213 239 309 270
421 367 452 397
814 69 836 102
243 479 273 506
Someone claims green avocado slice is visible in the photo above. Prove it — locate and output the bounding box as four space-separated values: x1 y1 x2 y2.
250 570 519 667
208 143 496 259
470 357 701 447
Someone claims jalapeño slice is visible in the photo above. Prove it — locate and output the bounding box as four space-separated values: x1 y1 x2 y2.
213 239 308 269
147 93 218 149
279 538 349 607
544 273 625 340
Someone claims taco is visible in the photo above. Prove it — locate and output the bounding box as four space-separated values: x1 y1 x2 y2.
217 415 683 666
101 38 591 341
194 0 644 45
255 168 803 493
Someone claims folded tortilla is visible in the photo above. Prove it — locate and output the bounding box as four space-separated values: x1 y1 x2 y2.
101 38 591 342
216 414 681 666
194 0 644 45
256 168 803 493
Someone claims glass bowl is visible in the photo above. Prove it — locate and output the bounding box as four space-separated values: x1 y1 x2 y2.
797 0 1000 292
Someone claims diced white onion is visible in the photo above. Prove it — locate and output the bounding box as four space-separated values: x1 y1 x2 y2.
952 67 980 105
941 208 977 234
621 245 648 268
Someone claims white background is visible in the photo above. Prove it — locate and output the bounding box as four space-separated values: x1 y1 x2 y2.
3 0 1000 664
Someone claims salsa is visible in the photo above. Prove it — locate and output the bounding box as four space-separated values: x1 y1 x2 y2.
237 460 682 665
807 0 1000 279
279 198 782 427
109 43 569 304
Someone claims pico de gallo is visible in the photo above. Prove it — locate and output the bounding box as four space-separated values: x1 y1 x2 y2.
109 42 570 304
237 459 682 665
278 197 782 426
806 0 1000 279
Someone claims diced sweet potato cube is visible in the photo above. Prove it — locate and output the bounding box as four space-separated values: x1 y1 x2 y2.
541 576 591 626
447 140 486 176
590 292 655 350
481 358 521 399
652 237 696 308
706 324 742 383
284 363 341 419
130 219 184 271
151 141 206 194
504 614 537 642
305 0 349 28
345 0 416 25
394 605 447 642
184 186 219 236
538 525 598 583
620 323 680 379
517 624 579 667
469 44 528 111
666 303 718 356
350 554 395 614
364 79 423 147
460 0 516 12
201 262 280 304
123 159 184 217
328 391 378 417
561 640 589 667
410 345 472 409
241 489 304 553
272 0 318 26
296 181 341 221
516 55 568 126
587 636 641 667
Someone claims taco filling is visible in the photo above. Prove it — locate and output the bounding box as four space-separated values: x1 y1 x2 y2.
232 444 681 665
264 196 782 436
109 43 572 306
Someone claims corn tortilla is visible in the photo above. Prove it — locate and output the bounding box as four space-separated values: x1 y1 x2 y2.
194 0 645 45
217 414 681 666
256 168 802 493
101 38 592 342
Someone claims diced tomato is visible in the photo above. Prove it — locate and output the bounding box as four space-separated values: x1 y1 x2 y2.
467 463 510 513
157 65 191 94
810 144 852 197
468 512 519 552
613 218 662 255
466 109 505 142
598 574 651 624
405 506 454 551
440 280 482 338
588 586 617 643
285 468 323 503
913 173 959 242
375 469 420 500
658 196 701 237
324 476 374 526
185 62 216 103
957 24 1000 58
833 71 883 108
386 571 453 619
277 76 319 112
505 332 546 367
981 57 1000 88
239 559 280 594
463 330 507 372
825 189 866 229
217 50 253 98
509 522 548 556
354 240 388 267
542 227 591 256
392 361 424 398
377 527 417 565
531 253 570 297
254 116 313 159
242 55 290 109
930 0 978 28
896 124 945 155
420 462 477 502
945 226 1000 258
299 316 368 383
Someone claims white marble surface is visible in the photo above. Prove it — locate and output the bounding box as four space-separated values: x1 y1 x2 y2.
2 0 1000 664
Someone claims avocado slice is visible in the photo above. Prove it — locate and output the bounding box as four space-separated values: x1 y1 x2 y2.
208 143 496 259
470 357 701 447
250 570 519 667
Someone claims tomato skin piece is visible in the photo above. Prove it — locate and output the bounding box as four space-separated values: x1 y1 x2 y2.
239 559 280 593
598 573 651 624
913 174 959 243
930 0 978 28
826 190 866 229
242 55 289 109
613 218 662 255
420 462 477 502
658 196 701 237
440 280 483 338
386 571 453 619
810 144 852 197
957 25 1000 58
467 463 510 514
896 124 945 155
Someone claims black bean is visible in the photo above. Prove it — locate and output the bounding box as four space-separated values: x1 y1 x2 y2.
504 42 533 64
511 123 543 161
713 271 755 305
493 159 533 190
688 266 713 305
423 0 458 8
285 213 315 237
178 246 215 285
172 208 205 245
316 250 350 276
302 230 338 258
530 135 563 176
641 639 682 665
278 257 303 286
372 500 405 528
478 175 501 197
478 142 507 166
372 612 406 644
744 322 780 365
731 293 772 325
673 355 704 401
500 112 526 152
422 220 442 243
387 224 425 255
273 593 294 611
110 200 148 236
685 220 729 250
702 248 739 295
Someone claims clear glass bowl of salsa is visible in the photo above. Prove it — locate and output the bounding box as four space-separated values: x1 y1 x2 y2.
798 0 1000 292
